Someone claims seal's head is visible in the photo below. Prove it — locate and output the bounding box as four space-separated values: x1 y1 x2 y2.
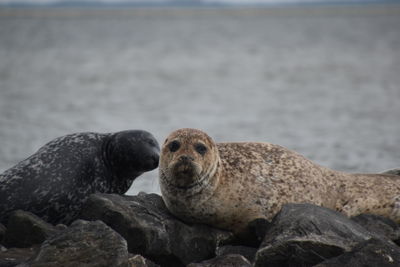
106 130 160 179
159 128 220 190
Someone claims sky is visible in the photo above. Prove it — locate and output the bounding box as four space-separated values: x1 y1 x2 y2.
0 0 396 5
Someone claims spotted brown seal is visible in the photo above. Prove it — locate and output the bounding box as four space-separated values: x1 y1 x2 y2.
159 128 400 235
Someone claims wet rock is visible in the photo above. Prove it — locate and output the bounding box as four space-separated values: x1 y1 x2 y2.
351 214 400 243
187 254 252 267
4 210 58 248
0 246 39 267
79 193 233 266
128 254 159 267
315 238 400 267
31 220 129 267
254 203 372 267
216 245 257 262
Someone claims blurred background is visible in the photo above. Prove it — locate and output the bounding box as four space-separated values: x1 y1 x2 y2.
0 0 399 195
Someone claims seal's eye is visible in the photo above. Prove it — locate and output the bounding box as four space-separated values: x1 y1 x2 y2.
195 143 207 156
168 140 180 152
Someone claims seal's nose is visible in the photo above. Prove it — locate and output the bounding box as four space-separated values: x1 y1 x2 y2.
151 154 159 169
143 153 159 170
179 155 194 162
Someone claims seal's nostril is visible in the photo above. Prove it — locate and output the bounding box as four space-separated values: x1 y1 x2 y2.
180 155 194 162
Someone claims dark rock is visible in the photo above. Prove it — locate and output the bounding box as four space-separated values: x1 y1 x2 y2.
128 254 160 267
351 214 400 243
0 223 5 244
0 246 39 267
4 210 58 248
216 245 257 262
254 203 372 267
31 220 129 267
237 218 271 247
247 218 270 242
79 193 233 266
314 238 400 266
55 224 68 231
187 254 252 267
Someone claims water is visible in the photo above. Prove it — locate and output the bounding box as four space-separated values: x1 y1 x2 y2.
0 5 399 195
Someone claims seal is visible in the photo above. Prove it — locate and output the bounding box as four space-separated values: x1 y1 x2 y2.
159 128 400 235
0 130 160 225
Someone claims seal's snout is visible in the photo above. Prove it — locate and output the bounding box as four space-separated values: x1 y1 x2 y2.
148 154 160 169
141 147 160 171
179 155 194 162
171 154 197 178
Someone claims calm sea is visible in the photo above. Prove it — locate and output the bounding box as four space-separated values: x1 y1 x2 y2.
0 5 399 194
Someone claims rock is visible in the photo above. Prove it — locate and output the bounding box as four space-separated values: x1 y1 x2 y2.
254 203 372 267
79 193 233 266
237 218 271 247
351 214 400 243
55 224 68 231
0 246 39 267
4 210 58 248
314 238 400 266
187 254 252 267
216 245 257 262
381 168 400 176
0 223 5 244
31 220 129 267
128 254 159 267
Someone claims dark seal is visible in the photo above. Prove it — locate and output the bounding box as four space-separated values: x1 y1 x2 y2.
0 130 160 225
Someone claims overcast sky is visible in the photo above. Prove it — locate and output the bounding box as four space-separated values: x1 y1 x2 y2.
0 0 389 4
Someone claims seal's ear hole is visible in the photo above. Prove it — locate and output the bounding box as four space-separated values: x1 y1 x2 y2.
168 140 180 152
164 138 168 144
195 143 207 156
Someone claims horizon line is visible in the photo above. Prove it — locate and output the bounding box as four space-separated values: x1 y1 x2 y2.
1 0 400 8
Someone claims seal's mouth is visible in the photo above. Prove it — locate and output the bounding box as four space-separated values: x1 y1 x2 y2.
174 162 196 176
166 161 203 189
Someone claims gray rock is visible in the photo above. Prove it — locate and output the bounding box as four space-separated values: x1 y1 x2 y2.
0 246 39 267
314 238 400 267
254 203 372 267
351 214 400 243
55 224 68 231
216 245 257 262
187 254 252 267
31 220 129 267
4 210 58 248
79 193 233 266
128 254 159 267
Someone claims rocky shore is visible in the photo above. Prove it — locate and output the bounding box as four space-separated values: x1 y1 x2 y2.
1 192 400 266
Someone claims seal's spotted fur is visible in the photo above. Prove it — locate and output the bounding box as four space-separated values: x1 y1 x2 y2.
159 128 400 235
0 130 159 225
